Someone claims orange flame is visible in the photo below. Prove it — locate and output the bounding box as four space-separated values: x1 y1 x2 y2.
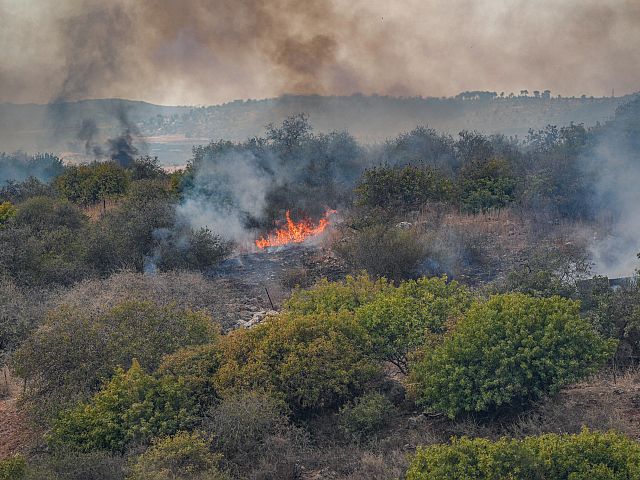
255 209 336 249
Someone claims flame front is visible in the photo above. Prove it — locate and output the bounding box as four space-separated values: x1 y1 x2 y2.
255 209 336 249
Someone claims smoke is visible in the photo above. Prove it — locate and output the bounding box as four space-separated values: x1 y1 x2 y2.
72 106 145 166
587 98 640 277
177 149 279 246
176 118 362 246
2 0 640 105
0 152 65 185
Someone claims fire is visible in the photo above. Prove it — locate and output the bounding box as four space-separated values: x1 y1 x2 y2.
255 209 337 249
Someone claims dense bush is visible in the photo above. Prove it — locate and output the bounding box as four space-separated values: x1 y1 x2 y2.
0 455 26 480
0 177 57 204
406 430 640 480
0 279 51 371
154 226 232 272
128 431 227 480
411 294 615 418
13 301 216 420
355 165 453 211
284 274 471 373
214 311 381 415
0 197 92 286
86 180 177 273
583 278 640 366
283 273 392 315
0 201 16 225
202 391 306 479
54 161 129 205
157 343 221 409
338 392 395 441
334 223 426 281
49 360 200 452
457 156 517 213
23 450 126 480
354 276 470 372
203 391 295 460
502 242 592 298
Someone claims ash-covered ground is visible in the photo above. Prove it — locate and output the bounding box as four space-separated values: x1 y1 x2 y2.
207 243 347 328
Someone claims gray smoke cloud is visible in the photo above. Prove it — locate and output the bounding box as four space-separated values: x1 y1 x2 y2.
587 102 640 277
1 0 639 105
177 150 277 247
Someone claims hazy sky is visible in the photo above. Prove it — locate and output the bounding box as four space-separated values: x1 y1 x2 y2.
1 0 639 105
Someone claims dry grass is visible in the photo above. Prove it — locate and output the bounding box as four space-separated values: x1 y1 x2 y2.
55 270 266 330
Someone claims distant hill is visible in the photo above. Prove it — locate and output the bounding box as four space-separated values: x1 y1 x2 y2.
0 94 636 166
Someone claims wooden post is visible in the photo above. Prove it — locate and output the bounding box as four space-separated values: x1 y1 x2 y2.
264 286 275 310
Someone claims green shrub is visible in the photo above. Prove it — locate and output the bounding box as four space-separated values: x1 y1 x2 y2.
411 294 615 418
214 311 381 415
406 429 640 480
157 343 221 409
0 197 92 286
23 450 125 480
355 276 470 372
0 455 26 480
457 155 517 214
13 300 216 421
334 224 426 281
48 360 200 453
128 431 227 480
283 273 392 315
355 164 453 210
338 392 394 441
0 201 16 226
203 391 295 460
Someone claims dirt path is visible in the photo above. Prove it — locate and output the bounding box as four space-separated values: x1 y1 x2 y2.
0 371 34 460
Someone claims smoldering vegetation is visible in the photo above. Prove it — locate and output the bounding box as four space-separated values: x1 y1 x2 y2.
178 114 363 246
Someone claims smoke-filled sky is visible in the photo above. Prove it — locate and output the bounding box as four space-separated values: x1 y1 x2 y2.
1 0 639 105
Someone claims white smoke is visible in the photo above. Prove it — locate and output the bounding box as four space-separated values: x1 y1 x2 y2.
176 150 278 247
587 104 640 277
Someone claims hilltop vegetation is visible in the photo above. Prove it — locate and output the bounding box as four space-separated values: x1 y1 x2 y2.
0 93 632 158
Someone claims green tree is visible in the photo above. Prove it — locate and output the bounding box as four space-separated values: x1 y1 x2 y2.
457 157 517 213
411 294 615 418
355 276 471 372
55 161 129 206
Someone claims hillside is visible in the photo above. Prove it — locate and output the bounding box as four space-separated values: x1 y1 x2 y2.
0 94 634 166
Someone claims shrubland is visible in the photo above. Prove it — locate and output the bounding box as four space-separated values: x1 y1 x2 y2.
2 99 640 478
